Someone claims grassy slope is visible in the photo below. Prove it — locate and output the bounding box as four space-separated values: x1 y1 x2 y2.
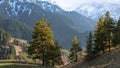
0 38 48 68
0 64 49 68
0 60 51 68
63 48 120 68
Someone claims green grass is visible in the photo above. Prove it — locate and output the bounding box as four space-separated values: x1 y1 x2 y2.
0 63 52 68
0 63 41 68
0 60 52 68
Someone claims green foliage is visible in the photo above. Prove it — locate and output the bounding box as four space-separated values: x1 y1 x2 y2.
9 44 16 59
8 54 14 60
28 18 62 66
45 40 62 66
13 39 19 45
69 36 82 61
0 28 11 45
94 11 115 56
103 11 115 52
53 40 63 65
0 15 32 40
86 31 94 60
113 17 120 47
94 16 106 54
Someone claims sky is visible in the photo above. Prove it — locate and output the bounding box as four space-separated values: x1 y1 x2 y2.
43 0 120 11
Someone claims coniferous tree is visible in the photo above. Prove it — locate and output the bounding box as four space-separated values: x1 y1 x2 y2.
94 16 105 55
53 40 63 65
113 17 120 47
69 36 82 61
0 28 11 45
103 11 115 52
27 19 54 66
94 12 115 55
46 40 62 66
86 31 94 60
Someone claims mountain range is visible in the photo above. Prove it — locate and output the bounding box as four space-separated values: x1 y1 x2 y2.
46 0 120 20
0 0 95 49
1 0 119 49
75 2 120 20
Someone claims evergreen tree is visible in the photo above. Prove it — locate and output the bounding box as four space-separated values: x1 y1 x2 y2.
94 11 115 55
53 40 63 65
27 19 54 66
0 28 11 45
46 40 62 66
86 31 94 60
103 11 115 52
94 16 105 55
69 36 82 61
113 17 120 47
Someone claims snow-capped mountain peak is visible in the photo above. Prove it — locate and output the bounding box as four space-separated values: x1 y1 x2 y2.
75 2 120 20
0 0 63 17
18 0 64 13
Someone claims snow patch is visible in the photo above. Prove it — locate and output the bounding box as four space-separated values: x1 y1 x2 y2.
5 8 11 16
17 5 21 11
18 0 24 3
76 3 120 20
23 6 27 12
41 3 46 9
0 0 4 5
9 0 18 16
28 9 32 15
22 5 32 15
26 0 37 3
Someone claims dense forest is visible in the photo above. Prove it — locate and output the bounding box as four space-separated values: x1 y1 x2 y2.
0 14 32 40
27 11 120 67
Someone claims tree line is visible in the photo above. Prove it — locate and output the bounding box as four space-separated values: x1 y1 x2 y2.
86 11 120 60
27 18 82 66
27 11 120 66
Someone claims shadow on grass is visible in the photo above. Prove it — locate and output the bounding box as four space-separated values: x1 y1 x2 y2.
0 64 51 68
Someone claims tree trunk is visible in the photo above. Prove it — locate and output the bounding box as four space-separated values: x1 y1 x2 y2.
109 33 111 52
102 49 105 54
102 43 105 54
42 46 45 66
108 46 110 52
52 60 54 66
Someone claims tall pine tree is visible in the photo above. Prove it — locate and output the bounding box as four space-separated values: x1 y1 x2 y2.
94 16 105 54
86 31 94 60
103 11 115 52
45 40 62 66
113 17 120 47
94 11 115 56
28 19 54 66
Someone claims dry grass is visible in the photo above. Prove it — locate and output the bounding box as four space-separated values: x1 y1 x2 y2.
14 46 22 56
9 38 27 44
0 63 49 68
0 60 52 68
63 48 120 68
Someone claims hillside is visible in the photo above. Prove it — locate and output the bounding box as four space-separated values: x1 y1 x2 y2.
0 0 94 49
0 14 32 40
62 11 95 32
0 60 51 68
63 48 120 68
